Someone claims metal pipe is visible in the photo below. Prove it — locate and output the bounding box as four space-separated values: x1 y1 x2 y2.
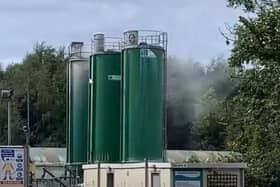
66 57 70 164
145 159 148 187
87 61 92 162
24 145 28 187
27 89 30 132
88 59 94 162
68 61 72 163
97 161 101 187
75 166 78 185
25 89 30 187
7 100 11 145
121 49 127 162
163 32 168 161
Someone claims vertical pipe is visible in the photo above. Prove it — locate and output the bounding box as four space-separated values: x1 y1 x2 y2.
122 49 127 162
66 53 70 163
75 166 78 185
120 50 123 162
24 145 28 187
163 32 168 161
241 168 245 187
27 89 30 132
87 59 91 163
7 100 11 145
97 162 101 187
91 55 96 162
25 143 29 187
162 46 166 161
145 159 148 187
68 60 72 163
25 89 30 187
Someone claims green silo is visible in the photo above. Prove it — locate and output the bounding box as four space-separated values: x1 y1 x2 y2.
122 31 167 161
89 34 122 162
67 42 89 163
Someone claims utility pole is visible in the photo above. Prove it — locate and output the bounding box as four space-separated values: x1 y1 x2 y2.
24 89 30 146
27 89 30 139
1 89 13 145
24 89 30 187
7 100 11 145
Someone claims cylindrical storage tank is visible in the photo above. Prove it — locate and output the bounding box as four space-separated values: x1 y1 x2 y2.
89 35 122 162
122 30 167 161
67 42 89 163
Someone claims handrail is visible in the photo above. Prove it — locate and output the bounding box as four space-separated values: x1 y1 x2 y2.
41 167 67 187
64 165 76 177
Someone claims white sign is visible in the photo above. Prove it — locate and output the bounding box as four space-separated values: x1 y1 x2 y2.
0 147 25 187
125 31 138 46
140 49 157 58
108 75 121 81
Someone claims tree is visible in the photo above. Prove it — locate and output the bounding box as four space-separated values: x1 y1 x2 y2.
223 4 280 186
228 0 279 12
0 43 66 146
192 88 227 150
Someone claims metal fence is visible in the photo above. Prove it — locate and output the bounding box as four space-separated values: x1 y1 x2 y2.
207 172 238 187
31 167 82 187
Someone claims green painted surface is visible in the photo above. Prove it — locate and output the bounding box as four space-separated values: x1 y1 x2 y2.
89 52 121 162
122 47 165 161
67 59 89 163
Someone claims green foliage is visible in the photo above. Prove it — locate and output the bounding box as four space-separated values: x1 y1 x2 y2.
222 6 280 186
231 10 280 66
192 88 227 150
228 0 255 11
0 43 66 146
228 0 278 12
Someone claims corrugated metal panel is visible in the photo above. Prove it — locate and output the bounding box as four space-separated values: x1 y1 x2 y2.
29 148 243 165
29 147 66 165
166 150 243 164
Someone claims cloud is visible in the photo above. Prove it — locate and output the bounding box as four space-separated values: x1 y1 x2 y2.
0 0 242 66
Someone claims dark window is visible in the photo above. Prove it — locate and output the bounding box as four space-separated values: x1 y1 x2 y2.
151 173 160 187
207 172 238 187
107 173 114 187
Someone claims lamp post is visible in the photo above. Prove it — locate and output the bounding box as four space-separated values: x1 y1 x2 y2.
23 89 30 187
1 89 13 145
23 89 30 144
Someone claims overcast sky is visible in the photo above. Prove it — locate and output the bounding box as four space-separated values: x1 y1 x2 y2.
0 0 242 68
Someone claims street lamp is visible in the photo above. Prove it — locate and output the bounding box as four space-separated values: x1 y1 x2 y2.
0 89 14 145
1 89 13 99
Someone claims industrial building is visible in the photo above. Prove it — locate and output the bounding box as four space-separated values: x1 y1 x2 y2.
83 151 246 187
64 30 247 187
28 148 246 187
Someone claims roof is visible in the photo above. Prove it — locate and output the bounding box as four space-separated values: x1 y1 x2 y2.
29 148 246 168
167 150 244 164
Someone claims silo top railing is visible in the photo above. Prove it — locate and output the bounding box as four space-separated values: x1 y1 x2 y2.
91 36 122 54
123 30 168 50
68 42 91 59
